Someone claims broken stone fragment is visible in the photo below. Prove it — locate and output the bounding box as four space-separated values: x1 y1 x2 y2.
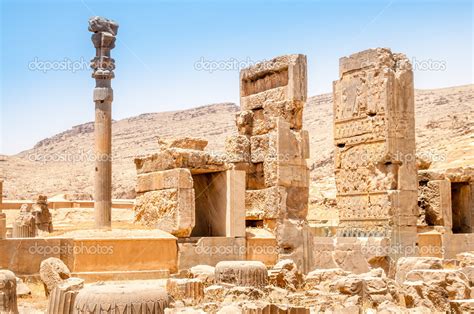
215 261 268 287
0 269 18 314
189 265 215 285
39 258 71 297
268 259 303 291
88 16 119 36
166 278 204 306
394 256 443 284
158 137 208 151
47 277 84 314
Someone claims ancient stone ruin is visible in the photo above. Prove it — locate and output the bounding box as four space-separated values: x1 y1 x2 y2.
89 16 119 229
0 16 473 313
226 55 312 271
333 48 418 256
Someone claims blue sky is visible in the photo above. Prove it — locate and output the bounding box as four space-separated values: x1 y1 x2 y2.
1 0 472 155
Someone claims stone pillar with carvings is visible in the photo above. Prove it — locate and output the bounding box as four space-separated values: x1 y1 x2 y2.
88 16 119 229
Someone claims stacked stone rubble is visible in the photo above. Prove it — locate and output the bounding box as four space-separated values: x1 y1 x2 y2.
333 48 418 255
226 55 311 271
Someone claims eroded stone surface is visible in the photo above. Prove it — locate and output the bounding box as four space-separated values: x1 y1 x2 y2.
134 189 195 237
215 261 268 287
39 257 71 296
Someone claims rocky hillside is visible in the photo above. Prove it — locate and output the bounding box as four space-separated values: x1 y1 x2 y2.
1 85 473 202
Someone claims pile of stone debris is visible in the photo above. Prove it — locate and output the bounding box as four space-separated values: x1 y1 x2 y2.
2 254 474 313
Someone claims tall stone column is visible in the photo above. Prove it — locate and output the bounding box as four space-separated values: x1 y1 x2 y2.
88 16 119 229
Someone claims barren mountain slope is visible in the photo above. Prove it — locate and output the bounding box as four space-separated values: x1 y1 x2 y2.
1 85 473 201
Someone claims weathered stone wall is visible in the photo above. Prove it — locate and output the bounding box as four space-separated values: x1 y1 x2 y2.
228 55 311 271
333 48 418 250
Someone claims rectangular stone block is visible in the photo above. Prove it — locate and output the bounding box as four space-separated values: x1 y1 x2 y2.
134 188 195 237
240 54 307 102
245 186 287 219
419 179 452 227
136 168 193 194
134 149 227 175
265 161 309 188
225 135 250 163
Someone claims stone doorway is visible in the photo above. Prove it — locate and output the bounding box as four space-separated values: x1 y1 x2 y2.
451 182 472 234
190 172 228 237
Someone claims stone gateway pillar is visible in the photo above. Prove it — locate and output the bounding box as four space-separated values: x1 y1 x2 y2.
333 48 418 257
88 16 119 229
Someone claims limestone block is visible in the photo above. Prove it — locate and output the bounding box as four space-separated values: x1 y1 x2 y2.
417 231 443 258
189 265 215 285
166 278 204 305
285 187 309 220
395 256 443 284
418 179 452 227
134 189 195 237
134 149 227 175
311 237 338 270
224 169 246 237
268 259 303 291
242 302 309 314
460 266 474 286
245 186 287 220
0 270 18 314
236 110 253 135
250 134 273 164
333 240 370 274
47 277 84 314
178 237 246 271
215 261 268 287
40 257 71 297
74 282 170 313
158 137 208 151
248 102 305 135
304 268 350 290
246 162 266 190
457 251 474 267
265 162 309 188
136 169 193 194
225 135 250 163
240 54 307 104
275 219 312 272
404 269 470 305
